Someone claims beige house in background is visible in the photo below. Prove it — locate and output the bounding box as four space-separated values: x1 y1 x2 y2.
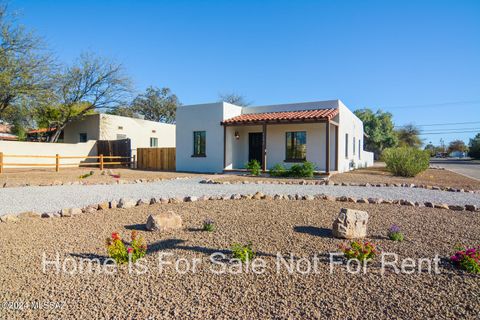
63 114 176 157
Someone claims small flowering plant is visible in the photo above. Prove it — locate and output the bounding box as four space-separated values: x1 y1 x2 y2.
387 224 404 242
231 242 255 263
340 241 378 262
203 218 215 232
450 246 480 274
106 231 147 264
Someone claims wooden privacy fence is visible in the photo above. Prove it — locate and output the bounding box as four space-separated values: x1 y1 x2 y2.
0 152 131 174
137 147 176 171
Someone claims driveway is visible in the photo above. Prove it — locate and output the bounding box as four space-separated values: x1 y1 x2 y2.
1 178 479 216
430 158 480 180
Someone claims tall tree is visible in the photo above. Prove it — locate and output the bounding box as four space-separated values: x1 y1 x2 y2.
396 124 422 148
106 105 140 119
218 92 251 106
34 53 131 142
468 133 480 159
354 108 398 159
126 86 179 123
448 140 468 153
0 4 54 118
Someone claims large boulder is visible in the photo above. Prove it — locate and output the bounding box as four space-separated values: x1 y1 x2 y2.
146 211 183 231
332 208 369 239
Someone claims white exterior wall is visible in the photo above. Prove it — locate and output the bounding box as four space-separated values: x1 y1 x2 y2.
63 114 176 158
0 140 97 168
176 102 242 173
337 101 374 172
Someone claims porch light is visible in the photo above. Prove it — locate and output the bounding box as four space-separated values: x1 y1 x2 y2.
234 131 240 140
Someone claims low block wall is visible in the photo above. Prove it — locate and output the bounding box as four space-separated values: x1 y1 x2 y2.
0 140 97 168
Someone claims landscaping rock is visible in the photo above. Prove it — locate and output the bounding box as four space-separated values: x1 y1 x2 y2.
465 205 477 212
83 205 98 214
184 196 198 202
400 200 415 207
169 197 183 204
332 208 369 239
347 197 357 203
136 199 148 206
61 208 82 217
146 211 183 231
159 198 169 204
230 194 242 200
448 205 465 211
97 202 110 210
356 198 368 204
0 214 19 223
304 195 314 201
18 211 40 219
109 200 118 209
118 198 137 209
424 202 434 208
150 198 158 205
337 196 348 202
323 195 336 202
434 203 450 210
264 194 273 200
253 192 264 200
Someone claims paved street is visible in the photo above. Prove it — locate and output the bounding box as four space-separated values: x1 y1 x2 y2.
430 159 480 180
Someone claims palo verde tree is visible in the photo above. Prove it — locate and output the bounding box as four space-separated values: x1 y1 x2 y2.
0 4 54 118
396 124 423 148
35 53 132 142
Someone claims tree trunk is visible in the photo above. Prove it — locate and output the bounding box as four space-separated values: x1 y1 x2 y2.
50 125 66 143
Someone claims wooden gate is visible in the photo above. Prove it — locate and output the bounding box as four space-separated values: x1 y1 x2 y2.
97 139 132 166
137 148 176 171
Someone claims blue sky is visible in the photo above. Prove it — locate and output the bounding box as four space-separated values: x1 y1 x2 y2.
11 0 480 145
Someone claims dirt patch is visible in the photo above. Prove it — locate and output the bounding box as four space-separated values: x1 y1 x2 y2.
330 166 480 190
0 168 198 187
1 200 478 319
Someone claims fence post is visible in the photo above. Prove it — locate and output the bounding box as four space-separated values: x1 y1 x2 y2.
55 154 60 172
100 154 104 170
0 152 3 174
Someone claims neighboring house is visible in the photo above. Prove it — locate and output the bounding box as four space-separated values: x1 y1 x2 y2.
176 100 374 173
62 114 176 156
27 128 61 142
0 123 18 141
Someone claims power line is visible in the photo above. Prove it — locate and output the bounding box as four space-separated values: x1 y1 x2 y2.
420 127 480 133
419 130 480 135
395 121 480 128
386 100 480 109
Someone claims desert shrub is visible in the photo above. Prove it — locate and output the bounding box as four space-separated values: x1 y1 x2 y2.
203 218 215 232
231 242 255 262
269 163 287 177
288 161 315 178
450 246 480 274
246 160 261 176
382 147 430 177
340 241 378 262
106 231 147 264
387 225 404 242
79 171 95 179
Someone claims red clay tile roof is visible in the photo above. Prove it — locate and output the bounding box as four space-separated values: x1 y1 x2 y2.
222 108 339 125
28 128 57 134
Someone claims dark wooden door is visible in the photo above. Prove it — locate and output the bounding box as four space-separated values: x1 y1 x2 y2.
248 132 263 166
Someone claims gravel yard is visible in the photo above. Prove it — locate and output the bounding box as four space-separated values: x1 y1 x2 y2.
1 178 480 216
0 200 478 319
0 168 195 187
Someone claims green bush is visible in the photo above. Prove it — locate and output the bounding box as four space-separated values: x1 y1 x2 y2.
382 147 429 177
268 161 316 178
231 242 255 263
269 163 287 177
246 160 261 176
288 161 315 178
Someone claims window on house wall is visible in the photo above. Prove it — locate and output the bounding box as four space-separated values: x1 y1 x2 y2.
285 131 307 161
359 140 362 159
150 137 158 147
79 133 87 142
353 136 356 155
193 131 206 157
345 133 349 158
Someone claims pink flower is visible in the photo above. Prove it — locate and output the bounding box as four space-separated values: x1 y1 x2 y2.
127 247 133 254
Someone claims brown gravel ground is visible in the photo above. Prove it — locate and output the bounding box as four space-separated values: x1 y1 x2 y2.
0 200 479 319
330 166 480 190
0 168 196 187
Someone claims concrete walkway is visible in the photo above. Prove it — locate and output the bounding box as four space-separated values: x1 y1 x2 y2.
1 178 479 216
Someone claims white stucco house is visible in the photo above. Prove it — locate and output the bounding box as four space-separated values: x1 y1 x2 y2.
176 99 374 174
62 113 176 157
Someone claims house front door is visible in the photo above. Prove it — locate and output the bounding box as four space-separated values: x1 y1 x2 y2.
248 132 263 166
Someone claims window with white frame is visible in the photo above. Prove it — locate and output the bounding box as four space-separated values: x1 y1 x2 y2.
345 133 349 158
150 137 158 147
